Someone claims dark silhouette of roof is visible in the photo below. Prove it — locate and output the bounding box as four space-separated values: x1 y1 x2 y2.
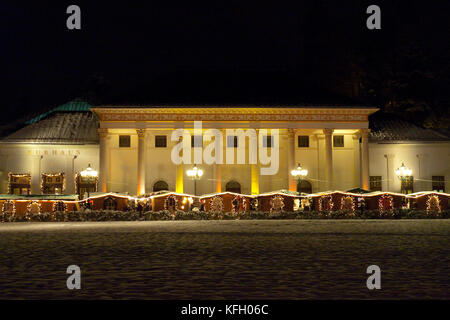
369 112 449 142
2 100 449 144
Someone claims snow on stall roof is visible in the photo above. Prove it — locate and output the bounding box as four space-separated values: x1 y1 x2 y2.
0 194 79 200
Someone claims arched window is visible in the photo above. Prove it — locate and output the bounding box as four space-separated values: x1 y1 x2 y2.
153 180 169 192
103 197 117 210
297 180 312 194
226 180 241 194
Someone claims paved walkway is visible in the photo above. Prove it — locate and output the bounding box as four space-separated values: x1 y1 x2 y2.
0 220 448 299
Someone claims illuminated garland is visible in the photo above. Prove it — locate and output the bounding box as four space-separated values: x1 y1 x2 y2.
426 195 441 213
41 173 66 194
378 194 394 214
74 172 98 197
53 200 67 212
210 196 224 213
340 196 355 212
27 201 41 215
2 200 15 214
318 195 333 212
270 195 285 214
164 195 178 211
231 195 241 214
7 172 31 194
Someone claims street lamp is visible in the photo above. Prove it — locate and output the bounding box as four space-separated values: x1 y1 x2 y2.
291 163 308 193
395 162 412 194
80 164 98 201
187 164 203 196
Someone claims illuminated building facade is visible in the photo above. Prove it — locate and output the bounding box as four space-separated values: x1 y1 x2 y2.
0 100 448 196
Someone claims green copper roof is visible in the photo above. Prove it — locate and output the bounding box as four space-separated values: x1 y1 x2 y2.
25 99 92 124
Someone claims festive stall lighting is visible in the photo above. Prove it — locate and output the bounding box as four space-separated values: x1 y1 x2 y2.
270 195 285 214
378 194 394 214
318 195 334 212
341 196 356 212
426 195 441 213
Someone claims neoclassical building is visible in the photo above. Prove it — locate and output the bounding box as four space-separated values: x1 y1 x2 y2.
0 100 448 196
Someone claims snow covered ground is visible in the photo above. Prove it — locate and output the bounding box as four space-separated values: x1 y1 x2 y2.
0 220 448 299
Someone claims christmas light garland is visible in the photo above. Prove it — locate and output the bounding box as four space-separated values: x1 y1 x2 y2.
210 196 224 213
27 200 41 215
270 195 285 213
318 195 334 212
340 196 355 212
426 195 441 213
7 172 31 194
40 173 66 194
2 200 15 214
164 195 178 211
74 172 98 197
378 194 394 214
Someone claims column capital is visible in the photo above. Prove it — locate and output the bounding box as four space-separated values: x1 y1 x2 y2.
359 128 370 138
323 128 334 135
136 129 147 139
287 128 296 138
97 128 109 139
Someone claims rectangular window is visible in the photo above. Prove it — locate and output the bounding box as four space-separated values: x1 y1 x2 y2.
297 135 309 148
432 176 445 193
191 135 203 148
401 176 414 194
333 135 344 147
369 176 382 191
227 136 238 148
263 135 273 148
155 135 167 148
119 135 131 148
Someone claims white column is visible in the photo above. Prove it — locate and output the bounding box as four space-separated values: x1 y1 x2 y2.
323 129 334 190
287 129 297 191
137 129 147 195
98 128 109 192
360 129 370 190
352 134 361 189
214 163 222 193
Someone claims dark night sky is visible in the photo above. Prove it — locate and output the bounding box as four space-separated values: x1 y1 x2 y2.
1 1 449 128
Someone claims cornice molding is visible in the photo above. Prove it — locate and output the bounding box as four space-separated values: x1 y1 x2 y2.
91 107 378 122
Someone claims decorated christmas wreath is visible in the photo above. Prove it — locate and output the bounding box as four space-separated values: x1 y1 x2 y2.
270 195 285 214
210 196 224 214
341 196 355 213
426 195 441 214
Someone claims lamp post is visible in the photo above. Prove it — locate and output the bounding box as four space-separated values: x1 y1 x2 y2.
187 164 203 196
291 163 308 193
80 164 98 203
395 162 412 194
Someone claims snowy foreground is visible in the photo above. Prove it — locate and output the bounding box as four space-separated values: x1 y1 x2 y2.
0 220 448 299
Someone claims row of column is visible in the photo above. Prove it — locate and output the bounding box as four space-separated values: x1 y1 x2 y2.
98 127 370 195
287 128 370 191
